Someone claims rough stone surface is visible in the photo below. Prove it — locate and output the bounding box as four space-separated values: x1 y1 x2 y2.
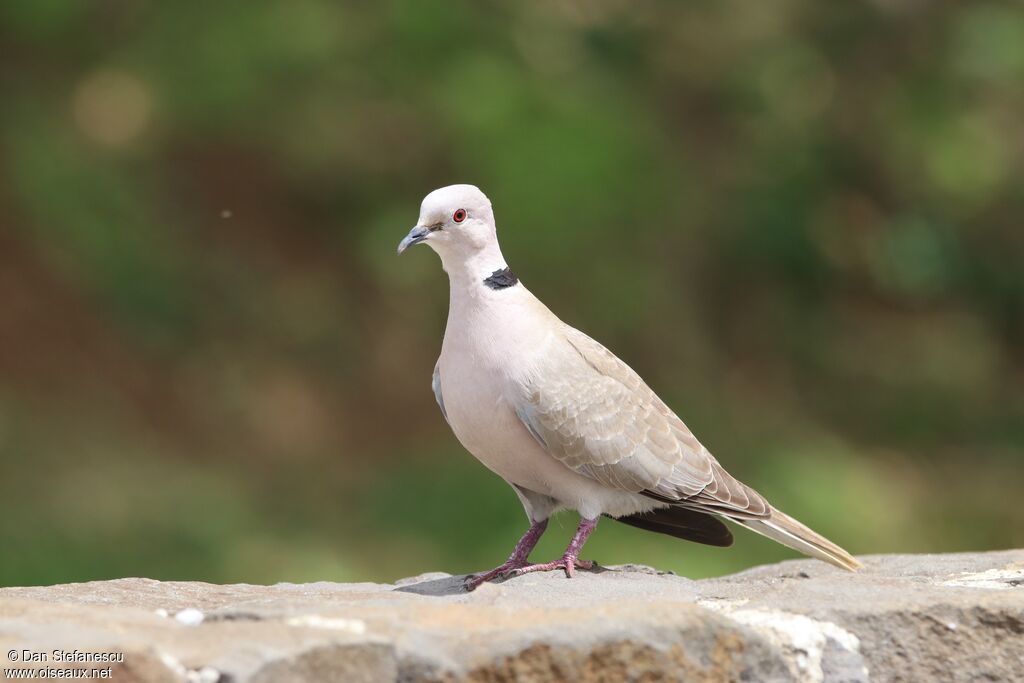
1 551 1022 682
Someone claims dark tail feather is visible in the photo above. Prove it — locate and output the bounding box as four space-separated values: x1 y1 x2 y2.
610 507 734 547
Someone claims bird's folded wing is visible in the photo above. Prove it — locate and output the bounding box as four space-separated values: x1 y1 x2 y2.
432 362 448 424
515 326 769 519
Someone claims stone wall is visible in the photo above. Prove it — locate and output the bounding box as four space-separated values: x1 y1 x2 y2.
2 550 1022 682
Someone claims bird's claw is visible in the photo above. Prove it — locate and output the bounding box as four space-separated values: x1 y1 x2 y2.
463 561 524 591
464 556 595 590
509 555 593 579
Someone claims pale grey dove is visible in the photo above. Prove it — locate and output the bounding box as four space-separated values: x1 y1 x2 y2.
397 184 861 590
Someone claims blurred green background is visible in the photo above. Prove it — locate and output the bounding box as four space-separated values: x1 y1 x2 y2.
1 0 1022 587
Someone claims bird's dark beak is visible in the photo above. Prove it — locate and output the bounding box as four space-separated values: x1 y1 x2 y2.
397 225 430 254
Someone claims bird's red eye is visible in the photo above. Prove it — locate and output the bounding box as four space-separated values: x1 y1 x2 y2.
453 208 467 223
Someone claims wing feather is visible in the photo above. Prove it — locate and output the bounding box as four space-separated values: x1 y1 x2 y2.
432 363 449 425
517 326 769 519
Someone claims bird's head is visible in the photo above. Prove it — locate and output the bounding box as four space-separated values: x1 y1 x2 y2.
397 184 497 258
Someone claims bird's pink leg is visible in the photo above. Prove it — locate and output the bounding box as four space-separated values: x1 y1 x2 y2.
464 518 549 590
509 517 598 579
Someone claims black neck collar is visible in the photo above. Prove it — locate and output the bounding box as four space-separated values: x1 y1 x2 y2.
483 267 518 290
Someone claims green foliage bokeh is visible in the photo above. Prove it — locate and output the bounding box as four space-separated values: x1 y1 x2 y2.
0 0 1022 586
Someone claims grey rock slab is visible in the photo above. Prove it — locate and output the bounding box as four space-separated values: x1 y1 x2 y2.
1 550 1022 682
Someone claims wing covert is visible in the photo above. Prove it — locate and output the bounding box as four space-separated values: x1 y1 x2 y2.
516 326 769 519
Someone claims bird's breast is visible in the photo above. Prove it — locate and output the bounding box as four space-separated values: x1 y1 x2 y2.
434 320 660 519
437 343 517 451
435 310 553 485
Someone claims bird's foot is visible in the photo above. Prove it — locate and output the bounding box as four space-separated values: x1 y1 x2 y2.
464 517 598 590
509 555 594 579
463 518 552 591
464 560 529 591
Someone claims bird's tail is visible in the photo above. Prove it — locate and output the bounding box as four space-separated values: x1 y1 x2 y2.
733 507 862 571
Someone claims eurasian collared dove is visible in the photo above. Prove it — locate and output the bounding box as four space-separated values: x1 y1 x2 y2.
398 184 861 590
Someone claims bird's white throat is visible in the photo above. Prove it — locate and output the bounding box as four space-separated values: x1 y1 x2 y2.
436 240 510 292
